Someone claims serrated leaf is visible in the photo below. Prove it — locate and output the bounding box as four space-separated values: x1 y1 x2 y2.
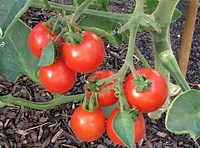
165 89 200 140
0 0 30 37
38 41 55 66
0 19 39 83
113 111 134 148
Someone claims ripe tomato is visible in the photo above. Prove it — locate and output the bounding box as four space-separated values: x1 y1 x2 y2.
62 31 105 73
106 108 145 145
86 70 118 107
28 22 57 58
124 68 168 113
39 57 76 93
70 106 106 142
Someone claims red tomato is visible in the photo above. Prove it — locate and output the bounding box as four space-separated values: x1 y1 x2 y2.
86 70 118 107
62 31 105 73
106 108 145 145
124 68 168 113
28 22 58 58
39 58 76 93
70 106 106 142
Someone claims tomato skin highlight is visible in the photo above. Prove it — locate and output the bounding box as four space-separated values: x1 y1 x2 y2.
28 22 57 58
62 31 105 73
124 68 168 113
86 70 118 107
106 108 145 145
39 58 77 93
70 106 106 142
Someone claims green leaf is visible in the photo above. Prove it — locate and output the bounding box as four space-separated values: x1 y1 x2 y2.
144 0 159 14
80 26 122 47
79 16 122 47
0 0 30 37
144 0 181 22
79 16 119 33
102 102 118 118
113 111 135 148
76 0 109 11
165 89 200 140
38 41 55 66
0 19 39 83
172 9 182 22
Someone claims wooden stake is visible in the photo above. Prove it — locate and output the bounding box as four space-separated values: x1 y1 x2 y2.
178 0 199 77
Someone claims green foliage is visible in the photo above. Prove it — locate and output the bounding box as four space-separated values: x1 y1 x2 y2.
79 16 122 47
38 41 55 66
166 90 200 140
114 111 135 148
0 0 30 37
144 0 181 22
0 19 39 83
75 0 109 11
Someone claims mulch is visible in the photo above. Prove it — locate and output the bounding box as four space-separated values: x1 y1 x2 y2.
0 0 200 147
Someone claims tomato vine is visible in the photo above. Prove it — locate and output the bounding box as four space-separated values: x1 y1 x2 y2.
0 0 200 147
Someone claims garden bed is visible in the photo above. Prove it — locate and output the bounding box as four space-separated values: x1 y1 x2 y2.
0 0 200 147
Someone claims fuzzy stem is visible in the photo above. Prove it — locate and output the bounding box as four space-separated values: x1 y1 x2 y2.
0 94 84 110
151 0 191 91
134 46 151 68
70 0 95 24
31 0 131 23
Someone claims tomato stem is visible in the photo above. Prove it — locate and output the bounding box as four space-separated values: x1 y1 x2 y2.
70 0 95 25
151 0 191 91
0 94 84 110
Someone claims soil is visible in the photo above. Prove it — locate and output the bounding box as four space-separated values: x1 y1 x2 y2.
0 0 200 148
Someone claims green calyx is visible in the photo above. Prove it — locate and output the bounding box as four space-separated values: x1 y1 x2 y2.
133 75 152 93
86 76 103 93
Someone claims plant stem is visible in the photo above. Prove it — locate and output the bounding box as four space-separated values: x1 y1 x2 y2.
151 0 191 91
134 46 151 68
43 0 51 9
70 0 95 24
0 94 84 110
178 0 198 77
31 0 131 23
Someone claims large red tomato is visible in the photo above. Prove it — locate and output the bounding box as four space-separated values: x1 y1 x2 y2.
62 31 105 73
39 57 76 93
124 68 168 113
28 22 58 58
70 106 106 142
106 108 145 145
86 70 118 107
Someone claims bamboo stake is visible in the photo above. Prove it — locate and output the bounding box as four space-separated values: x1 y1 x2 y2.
178 0 199 77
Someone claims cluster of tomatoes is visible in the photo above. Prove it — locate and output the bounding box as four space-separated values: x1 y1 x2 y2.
28 20 168 146
70 68 168 145
28 21 105 94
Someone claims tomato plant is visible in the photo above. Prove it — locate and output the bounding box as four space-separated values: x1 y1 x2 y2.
28 22 58 58
39 57 77 93
86 70 118 107
124 68 168 113
70 106 106 142
106 108 145 145
0 0 200 147
62 31 105 73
